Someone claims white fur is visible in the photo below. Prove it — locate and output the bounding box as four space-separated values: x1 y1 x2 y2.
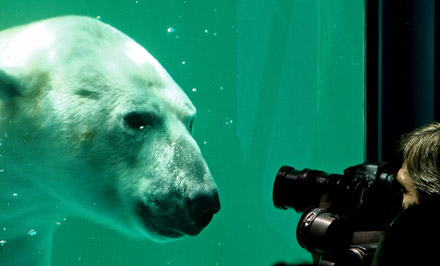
0 16 219 266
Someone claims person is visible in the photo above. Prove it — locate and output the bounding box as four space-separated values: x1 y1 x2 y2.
372 121 440 265
397 121 440 208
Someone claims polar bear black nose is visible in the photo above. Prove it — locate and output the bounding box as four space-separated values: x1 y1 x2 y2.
188 192 221 234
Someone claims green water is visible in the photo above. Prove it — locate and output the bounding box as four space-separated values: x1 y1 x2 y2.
0 0 364 265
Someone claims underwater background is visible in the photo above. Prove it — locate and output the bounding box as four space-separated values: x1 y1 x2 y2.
0 0 364 265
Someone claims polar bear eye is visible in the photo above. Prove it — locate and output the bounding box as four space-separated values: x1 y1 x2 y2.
189 118 195 132
123 112 157 131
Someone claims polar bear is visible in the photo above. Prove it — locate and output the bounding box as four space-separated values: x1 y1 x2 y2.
0 16 220 265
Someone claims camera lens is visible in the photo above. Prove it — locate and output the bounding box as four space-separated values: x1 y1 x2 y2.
273 166 301 210
297 207 352 254
273 166 345 212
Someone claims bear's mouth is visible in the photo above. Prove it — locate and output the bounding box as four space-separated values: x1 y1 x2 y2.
135 200 219 239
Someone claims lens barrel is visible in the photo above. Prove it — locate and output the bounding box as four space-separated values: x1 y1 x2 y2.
273 166 301 210
297 207 352 254
273 166 345 212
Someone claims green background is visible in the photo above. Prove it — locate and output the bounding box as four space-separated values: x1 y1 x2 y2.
0 0 364 265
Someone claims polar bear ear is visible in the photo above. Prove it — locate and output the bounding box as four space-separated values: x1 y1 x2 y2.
0 69 22 100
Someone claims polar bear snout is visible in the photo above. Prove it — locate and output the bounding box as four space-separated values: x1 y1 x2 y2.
135 187 220 239
186 190 221 235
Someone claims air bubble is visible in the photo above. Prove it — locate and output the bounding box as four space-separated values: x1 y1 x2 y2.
167 27 176 33
96 16 101 20
192 88 197 92
0 240 6 246
12 193 18 197
27 229 37 236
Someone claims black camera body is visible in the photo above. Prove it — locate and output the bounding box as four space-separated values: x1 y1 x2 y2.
273 162 403 265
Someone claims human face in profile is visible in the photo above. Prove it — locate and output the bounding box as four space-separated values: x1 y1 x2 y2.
396 164 420 209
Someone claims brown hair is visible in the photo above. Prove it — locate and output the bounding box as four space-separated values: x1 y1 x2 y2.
400 122 440 200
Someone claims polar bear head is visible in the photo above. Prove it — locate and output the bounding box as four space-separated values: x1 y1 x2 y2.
0 16 220 241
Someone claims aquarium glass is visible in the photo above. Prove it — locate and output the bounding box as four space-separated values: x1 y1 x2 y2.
0 0 364 265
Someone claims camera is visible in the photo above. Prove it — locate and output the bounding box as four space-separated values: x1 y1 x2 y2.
273 162 403 265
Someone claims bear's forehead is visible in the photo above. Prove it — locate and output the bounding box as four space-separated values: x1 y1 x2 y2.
62 60 195 120
123 73 196 118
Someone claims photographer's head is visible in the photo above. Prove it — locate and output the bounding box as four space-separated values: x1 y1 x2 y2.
396 166 419 209
398 122 440 209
